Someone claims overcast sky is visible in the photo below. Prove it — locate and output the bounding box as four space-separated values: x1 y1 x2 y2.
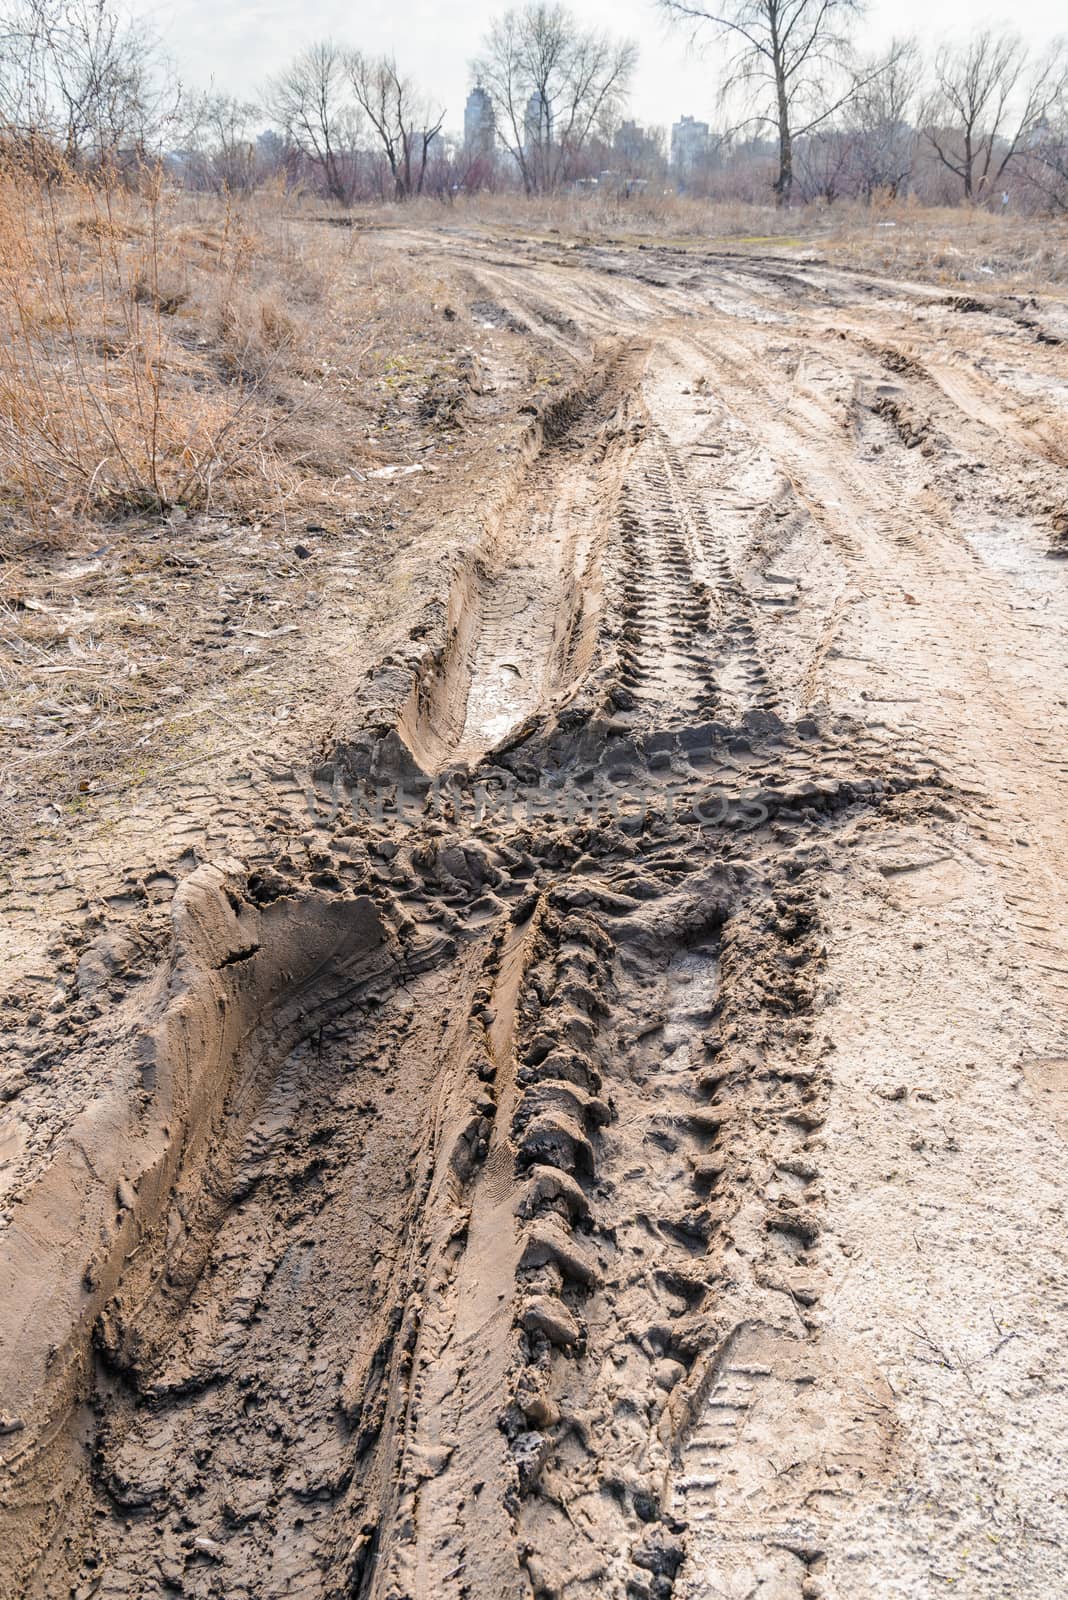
149 0 1066 133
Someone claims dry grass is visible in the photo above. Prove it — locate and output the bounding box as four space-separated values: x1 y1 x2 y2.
817 201 1068 291
0 168 480 554
0 177 501 844
377 189 1068 291
0 169 278 536
372 188 793 244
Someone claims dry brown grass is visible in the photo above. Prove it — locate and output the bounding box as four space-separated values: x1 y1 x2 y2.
0 176 501 844
0 169 274 535
372 188 789 244
378 189 1068 291
817 199 1068 291
0 168 479 554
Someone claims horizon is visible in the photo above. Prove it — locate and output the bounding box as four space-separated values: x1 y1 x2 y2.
149 0 1068 138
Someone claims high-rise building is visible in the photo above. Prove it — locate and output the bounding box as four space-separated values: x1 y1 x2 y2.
614 120 642 163
670 114 710 179
524 90 552 154
464 85 496 157
613 120 664 171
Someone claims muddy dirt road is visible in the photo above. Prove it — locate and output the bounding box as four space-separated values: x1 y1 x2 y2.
2 230 1068 1600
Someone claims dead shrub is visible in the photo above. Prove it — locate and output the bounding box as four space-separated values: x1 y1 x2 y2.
259 298 297 351
0 165 313 536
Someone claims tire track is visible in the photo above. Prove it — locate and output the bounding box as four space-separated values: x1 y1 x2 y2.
4 235 1067 1600
686 318 1068 995
610 426 776 731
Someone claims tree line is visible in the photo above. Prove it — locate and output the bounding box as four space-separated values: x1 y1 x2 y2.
658 1 1068 206
1 0 1067 210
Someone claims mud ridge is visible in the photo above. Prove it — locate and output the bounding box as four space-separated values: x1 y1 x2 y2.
334 342 647 787
0 688 943 1598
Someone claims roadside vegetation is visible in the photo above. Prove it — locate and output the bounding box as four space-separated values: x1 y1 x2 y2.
369 188 1068 286
0 168 480 551
0 173 494 842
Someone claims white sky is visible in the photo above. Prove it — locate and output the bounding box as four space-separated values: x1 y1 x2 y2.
149 0 1066 134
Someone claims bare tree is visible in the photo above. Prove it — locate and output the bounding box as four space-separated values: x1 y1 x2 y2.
348 53 444 200
265 41 360 204
0 0 54 138
656 0 893 204
795 126 851 203
51 0 160 160
0 0 168 164
474 3 636 195
923 31 1067 203
181 93 263 193
846 38 920 199
1022 84 1068 212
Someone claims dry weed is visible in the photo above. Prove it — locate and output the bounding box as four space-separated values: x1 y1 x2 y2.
0 180 498 842
0 169 433 551
375 189 1068 289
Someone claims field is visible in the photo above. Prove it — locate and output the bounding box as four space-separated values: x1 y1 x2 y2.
2 183 1068 1600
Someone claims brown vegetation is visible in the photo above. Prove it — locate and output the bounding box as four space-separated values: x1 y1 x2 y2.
0 168 473 549
372 187 1068 287
0 174 508 847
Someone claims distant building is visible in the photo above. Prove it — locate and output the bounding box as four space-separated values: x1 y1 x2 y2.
671 114 710 182
524 90 552 155
614 120 644 163
613 120 665 172
464 85 496 157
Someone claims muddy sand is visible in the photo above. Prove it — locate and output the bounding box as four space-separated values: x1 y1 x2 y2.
2 230 1068 1599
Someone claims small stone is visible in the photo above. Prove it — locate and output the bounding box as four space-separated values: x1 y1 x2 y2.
632 1535 685 1578
512 1430 551 1494
523 1392 559 1428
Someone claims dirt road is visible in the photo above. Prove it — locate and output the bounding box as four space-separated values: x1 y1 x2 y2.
2 229 1067 1600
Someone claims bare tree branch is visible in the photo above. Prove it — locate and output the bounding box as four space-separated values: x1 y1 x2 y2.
0 0 172 164
265 41 361 204
922 30 1067 202
348 53 443 200
473 3 636 194
657 0 869 203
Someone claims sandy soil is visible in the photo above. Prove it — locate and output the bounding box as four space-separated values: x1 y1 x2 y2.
1 225 1067 1600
